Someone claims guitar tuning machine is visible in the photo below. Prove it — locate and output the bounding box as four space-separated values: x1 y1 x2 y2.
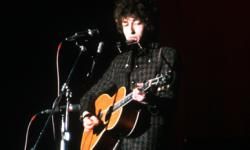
157 84 170 92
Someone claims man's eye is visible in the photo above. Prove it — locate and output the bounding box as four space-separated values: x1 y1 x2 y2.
134 21 142 25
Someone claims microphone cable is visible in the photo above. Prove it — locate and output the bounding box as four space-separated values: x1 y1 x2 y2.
24 113 39 150
51 41 64 141
24 41 63 150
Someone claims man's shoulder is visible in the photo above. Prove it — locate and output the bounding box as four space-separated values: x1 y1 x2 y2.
152 44 178 66
161 46 177 56
149 42 177 56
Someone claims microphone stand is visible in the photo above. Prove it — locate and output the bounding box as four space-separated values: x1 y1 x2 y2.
59 84 72 150
58 41 88 150
31 42 87 150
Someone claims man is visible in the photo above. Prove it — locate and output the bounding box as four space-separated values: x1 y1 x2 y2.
80 0 178 149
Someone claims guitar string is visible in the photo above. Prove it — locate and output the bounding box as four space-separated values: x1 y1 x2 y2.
99 75 164 118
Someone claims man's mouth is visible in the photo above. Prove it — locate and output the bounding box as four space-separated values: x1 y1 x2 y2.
127 37 138 43
126 40 138 45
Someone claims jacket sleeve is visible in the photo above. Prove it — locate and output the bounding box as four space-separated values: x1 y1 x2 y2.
79 57 118 115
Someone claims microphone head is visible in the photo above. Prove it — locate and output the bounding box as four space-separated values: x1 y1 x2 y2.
69 104 81 112
88 29 100 37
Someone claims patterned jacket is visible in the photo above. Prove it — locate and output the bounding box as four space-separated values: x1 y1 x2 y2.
79 42 178 149
80 42 177 116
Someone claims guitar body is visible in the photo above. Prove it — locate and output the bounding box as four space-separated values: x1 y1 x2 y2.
81 87 149 150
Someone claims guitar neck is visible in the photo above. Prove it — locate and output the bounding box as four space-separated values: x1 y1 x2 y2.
113 92 133 111
106 74 167 114
112 81 150 111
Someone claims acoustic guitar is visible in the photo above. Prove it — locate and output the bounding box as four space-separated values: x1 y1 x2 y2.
80 74 170 150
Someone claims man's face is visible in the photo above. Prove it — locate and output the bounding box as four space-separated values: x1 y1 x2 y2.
122 17 145 43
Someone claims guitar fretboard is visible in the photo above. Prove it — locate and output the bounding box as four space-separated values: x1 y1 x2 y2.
113 92 133 111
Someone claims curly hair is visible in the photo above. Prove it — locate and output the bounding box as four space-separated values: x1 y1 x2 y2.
114 0 159 35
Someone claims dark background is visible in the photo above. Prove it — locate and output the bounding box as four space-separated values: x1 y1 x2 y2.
3 0 250 149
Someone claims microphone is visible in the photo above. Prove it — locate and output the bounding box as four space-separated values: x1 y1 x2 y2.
40 104 80 114
65 29 100 41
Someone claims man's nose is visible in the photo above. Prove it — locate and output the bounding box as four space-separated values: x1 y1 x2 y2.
130 25 135 34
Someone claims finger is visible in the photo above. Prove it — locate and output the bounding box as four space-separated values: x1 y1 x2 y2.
83 120 92 127
136 83 144 88
90 116 100 124
132 89 145 102
135 94 145 101
83 117 94 128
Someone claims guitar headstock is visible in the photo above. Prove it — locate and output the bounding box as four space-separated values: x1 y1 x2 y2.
143 71 172 91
